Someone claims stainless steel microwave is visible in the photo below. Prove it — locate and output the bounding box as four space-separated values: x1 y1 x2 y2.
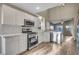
24 19 34 27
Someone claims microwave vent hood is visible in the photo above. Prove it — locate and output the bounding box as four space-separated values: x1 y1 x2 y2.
23 19 34 27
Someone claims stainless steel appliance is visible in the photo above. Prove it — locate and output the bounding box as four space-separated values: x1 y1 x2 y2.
22 28 38 50
27 32 38 50
24 19 34 27
22 19 38 50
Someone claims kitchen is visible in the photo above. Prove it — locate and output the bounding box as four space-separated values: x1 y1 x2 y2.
0 3 79 55
0 4 50 55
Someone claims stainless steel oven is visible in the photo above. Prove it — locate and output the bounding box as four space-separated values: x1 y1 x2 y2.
27 32 38 50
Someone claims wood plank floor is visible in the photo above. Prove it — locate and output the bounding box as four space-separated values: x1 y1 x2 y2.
21 38 76 55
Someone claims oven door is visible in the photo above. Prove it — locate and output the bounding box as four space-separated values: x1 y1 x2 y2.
27 34 38 50
29 36 38 47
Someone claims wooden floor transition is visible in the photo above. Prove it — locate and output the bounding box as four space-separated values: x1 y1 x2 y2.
21 38 76 55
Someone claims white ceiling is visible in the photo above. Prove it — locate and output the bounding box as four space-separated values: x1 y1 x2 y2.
10 3 62 14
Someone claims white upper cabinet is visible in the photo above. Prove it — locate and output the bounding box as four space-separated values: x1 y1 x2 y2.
24 13 31 20
2 5 15 25
24 13 41 28
15 9 24 25
2 5 25 25
30 15 35 21
30 15 41 28
34 17 41 28
41 18 46 31
0 4 42 27
0 4 41 27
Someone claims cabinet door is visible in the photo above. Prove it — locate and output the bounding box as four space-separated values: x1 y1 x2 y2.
35 18 41 28
19 12 24 25
2 5 15 25
43 32 50 42
41 19 46 31
22 34 27 50
18 34 27 53
30 16 41 28
5 35 27 55
38 32 43 44
6 36 19 55
18 35 24 53
29 15 35 21
24 13 31 20
15 10 24 25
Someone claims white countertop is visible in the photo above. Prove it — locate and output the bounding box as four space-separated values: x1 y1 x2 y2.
0 33 25 37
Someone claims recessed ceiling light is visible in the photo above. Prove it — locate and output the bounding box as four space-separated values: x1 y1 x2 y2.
62 3 65 6
36 6 40 10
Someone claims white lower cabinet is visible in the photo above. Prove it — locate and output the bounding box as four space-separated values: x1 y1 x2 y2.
35 19 41 28
43 32 50 42
38 32 43 44
38 31 50 44
6 36 19 55
5 34 27 55
18 34 27 53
